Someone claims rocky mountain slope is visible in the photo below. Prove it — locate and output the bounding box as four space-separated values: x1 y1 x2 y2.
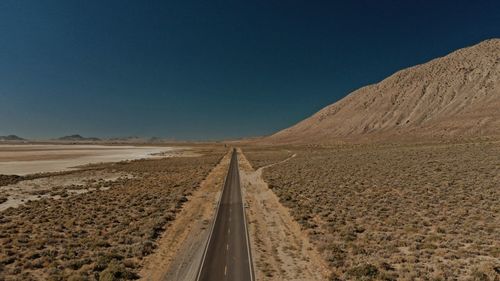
267 39 500 143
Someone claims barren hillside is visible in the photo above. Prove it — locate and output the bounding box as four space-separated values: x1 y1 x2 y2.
267 39 500 143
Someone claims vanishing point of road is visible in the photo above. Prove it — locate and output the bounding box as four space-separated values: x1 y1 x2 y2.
196 149 255 281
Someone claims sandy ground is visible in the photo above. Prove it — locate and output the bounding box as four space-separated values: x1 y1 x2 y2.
253 142 500 280
0 148 225 280
0 144 181 175
0 169 132 211
238 149 331 281
139 149 232 281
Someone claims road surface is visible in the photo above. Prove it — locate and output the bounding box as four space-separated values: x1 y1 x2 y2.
196 149 254 281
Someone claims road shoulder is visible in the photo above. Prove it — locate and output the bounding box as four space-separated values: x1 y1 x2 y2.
238 149 331 281
139 150 232 281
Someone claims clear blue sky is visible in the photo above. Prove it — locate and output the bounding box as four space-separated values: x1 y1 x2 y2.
1 1 499 140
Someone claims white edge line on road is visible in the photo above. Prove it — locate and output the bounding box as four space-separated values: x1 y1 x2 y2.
195 149 232 281
236 150 255 281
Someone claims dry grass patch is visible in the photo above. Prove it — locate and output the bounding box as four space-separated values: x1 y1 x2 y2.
0 148 224 280
241 146 293 169
246 140 500 280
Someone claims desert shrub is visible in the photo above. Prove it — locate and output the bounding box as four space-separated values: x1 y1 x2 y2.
0 175 23 187
242 147 292 169
248 141 500 278
469 271 490 281
99 261 139 281
0 150 225 280
67 273 89 281
346 263 379 280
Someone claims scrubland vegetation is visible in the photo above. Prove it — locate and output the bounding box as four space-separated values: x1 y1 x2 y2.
0 175 24 187
0 149 224 280
241 147 293 169
245 140 500 280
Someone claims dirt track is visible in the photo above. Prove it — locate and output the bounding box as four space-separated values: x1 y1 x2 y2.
239 149 330 281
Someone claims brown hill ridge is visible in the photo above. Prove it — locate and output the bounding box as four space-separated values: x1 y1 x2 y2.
267 39 500 143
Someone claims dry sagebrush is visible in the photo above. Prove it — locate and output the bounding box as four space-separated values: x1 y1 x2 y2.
0 151 224 281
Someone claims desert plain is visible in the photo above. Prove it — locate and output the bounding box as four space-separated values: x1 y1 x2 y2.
1 40 499 281
242 139 500 280
0 143 227 280
0 138 498 281
0 144 181 175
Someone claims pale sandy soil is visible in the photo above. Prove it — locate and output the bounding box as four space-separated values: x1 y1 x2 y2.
238 149 331 281
139 149 231 281
252 141 500 280
0 144 181 175
0 170 132 211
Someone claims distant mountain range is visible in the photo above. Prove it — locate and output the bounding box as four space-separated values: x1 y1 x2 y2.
0 135 25 141
55 135 174 143
107 136 149 142
266 39 500 143
107 136 175 143
56 134 101 141
0 134 175 144
0 134 173 143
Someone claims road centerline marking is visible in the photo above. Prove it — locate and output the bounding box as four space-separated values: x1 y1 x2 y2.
195 149 255 281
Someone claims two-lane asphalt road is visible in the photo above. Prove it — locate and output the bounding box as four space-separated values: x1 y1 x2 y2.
196 149 254 281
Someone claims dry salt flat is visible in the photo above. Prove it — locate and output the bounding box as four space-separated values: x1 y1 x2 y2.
0 144 179 175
